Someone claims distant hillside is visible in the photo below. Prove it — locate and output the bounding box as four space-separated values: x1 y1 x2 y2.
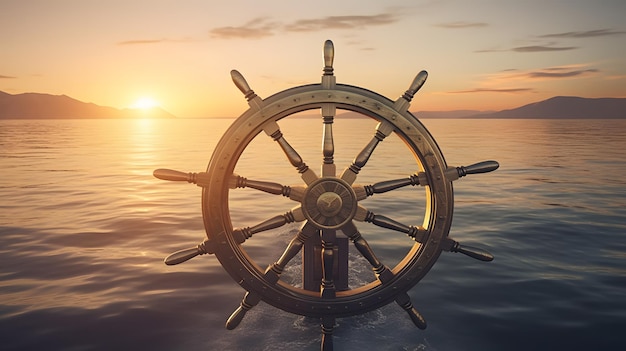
0 91 176 119
415 96 626 119
471 96 626 119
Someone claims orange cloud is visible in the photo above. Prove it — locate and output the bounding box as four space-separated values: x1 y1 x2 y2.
496 65 600 81
210 17 277 39
448 65 600 95
512 45 577 52
209 13 399 39
448 88 534 94
525 67 599 78
285 14 397 32
476 45 578 53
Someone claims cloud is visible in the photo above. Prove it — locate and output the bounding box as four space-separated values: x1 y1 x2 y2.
487 65 600 82
0 75 16 79
512 45 577 52
122 13 400 43
456 65 600 94
539 29 626 38
210 17 277 39
284 14 398 32
476 45 577 53
209 13 399 39
475 28 624 55
448 88 534 94
525 67 599 78
434 21 488 29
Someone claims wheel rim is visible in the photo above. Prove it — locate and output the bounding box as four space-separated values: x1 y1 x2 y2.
202 82 453 317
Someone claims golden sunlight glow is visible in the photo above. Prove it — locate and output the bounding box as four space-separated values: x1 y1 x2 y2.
130 97 160 110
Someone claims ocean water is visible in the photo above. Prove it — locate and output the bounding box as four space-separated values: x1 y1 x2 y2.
1 117 625 350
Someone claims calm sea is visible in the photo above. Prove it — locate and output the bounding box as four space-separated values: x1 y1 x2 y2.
1 117 625 351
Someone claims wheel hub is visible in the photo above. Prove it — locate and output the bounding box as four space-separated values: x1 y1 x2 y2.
302 178 357 229
316 192 342 216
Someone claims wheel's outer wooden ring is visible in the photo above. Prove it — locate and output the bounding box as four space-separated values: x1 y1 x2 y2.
202 83 453 318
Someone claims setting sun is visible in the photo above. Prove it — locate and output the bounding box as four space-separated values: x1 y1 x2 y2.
130 97 159 110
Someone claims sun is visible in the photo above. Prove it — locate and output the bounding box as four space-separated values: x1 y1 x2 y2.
130 97 160 110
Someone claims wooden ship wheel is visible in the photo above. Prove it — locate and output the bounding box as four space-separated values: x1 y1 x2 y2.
154 40 498 350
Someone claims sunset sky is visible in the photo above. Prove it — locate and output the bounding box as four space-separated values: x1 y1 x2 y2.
2 0 625 118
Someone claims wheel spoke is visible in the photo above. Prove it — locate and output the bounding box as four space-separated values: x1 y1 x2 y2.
231 70 264 110
445 160 500 181
229 174 305 202
320 316 335 351
163 238 215 265
321 104 336 177
353 206 427 243
321 40 336 178
233 208 305 244
395 292 427 330
443 237 494 261
352 173 427 200
339 121 395 185
226 290 262 330
153 168 211 187
340 221 393 282
320 229 337 298
263 120 318 185
264 222 318 283
393 70 428 111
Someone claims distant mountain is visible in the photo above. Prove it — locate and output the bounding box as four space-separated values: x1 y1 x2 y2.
471 96 626 119
415 96 626 119
0 91 176 119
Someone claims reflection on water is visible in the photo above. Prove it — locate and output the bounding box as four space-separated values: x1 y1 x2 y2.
1 118 626 350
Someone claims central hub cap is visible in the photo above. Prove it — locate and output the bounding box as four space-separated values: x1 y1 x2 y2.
316 192 343 217
302 178 357 229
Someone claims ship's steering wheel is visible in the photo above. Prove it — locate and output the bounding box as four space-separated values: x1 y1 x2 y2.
154 40 498 350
